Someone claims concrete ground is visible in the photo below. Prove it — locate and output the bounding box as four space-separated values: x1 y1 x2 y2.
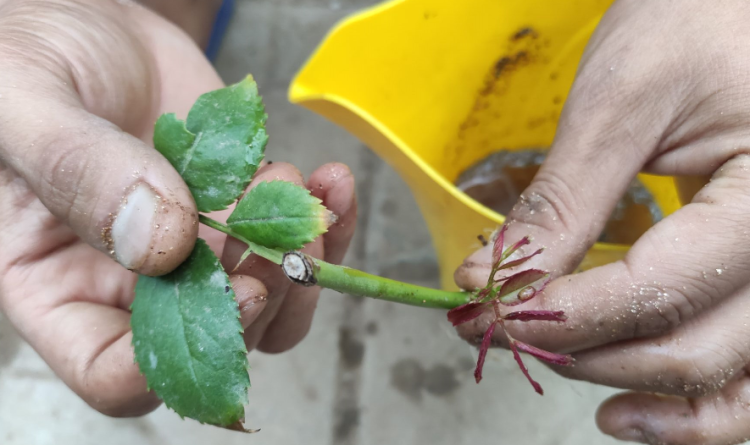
0 1 625 444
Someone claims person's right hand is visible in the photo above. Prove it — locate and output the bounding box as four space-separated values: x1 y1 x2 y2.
0 0 357 418
453 1 750 443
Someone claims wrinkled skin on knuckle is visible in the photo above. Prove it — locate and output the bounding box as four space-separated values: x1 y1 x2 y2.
29 124 122 235
508 173 579 235
696 156 750 212
626 273 700 338
667 348 741 398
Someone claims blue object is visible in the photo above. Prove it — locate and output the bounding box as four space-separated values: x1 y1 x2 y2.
205 0 235 62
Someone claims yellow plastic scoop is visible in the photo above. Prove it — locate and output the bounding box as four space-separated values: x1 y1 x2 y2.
289 0 683 290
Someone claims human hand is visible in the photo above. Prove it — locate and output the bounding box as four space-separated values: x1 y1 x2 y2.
0 0 356 418
455 1 750 443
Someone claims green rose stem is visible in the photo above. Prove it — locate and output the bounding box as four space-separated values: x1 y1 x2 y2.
281 251 470 309
199 215 471 309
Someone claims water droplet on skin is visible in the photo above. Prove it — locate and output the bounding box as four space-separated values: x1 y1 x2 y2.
519 286 536 301
716 268 723 275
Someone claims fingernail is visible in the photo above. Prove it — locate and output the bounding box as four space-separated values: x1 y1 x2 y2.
111 183 158 270
613 427 647 443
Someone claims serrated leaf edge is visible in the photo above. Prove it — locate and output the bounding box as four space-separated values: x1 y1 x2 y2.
131 238 250 427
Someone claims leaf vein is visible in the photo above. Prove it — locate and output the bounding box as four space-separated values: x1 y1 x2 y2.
231 215 320 224
173 280 214 410
178 131 203 175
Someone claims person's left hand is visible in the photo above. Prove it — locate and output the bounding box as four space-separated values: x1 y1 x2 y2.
0 0 357 418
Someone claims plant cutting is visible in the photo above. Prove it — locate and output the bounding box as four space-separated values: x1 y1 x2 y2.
131 75 572 431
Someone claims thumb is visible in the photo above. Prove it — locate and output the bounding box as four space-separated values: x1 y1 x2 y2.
0 69 198 276
456 62 673 286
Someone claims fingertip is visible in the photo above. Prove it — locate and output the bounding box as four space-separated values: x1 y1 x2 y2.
309 163 355 210
308 163 357 265
597 392 693 444
308 163 353 193
229 275 268 329
453 246 492 291
250 161 305 187
596 393 638 437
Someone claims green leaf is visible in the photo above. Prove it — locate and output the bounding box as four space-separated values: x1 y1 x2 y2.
197 214 284 265
131 239 249 426
153 75 268 212
227 181 333 250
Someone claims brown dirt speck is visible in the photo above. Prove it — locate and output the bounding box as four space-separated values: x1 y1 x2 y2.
511 27 537 41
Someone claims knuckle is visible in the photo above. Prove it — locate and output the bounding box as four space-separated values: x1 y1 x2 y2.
629 283 714 339
625 257 715 337
632 296 684 338
509 173 580 237
37 137 89 220
667 345 741 397
649 286 698 333
699 154 750 209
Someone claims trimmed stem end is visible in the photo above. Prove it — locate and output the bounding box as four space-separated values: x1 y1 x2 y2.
282 252 316 286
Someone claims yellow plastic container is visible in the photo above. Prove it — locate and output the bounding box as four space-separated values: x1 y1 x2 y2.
289 0 683 290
